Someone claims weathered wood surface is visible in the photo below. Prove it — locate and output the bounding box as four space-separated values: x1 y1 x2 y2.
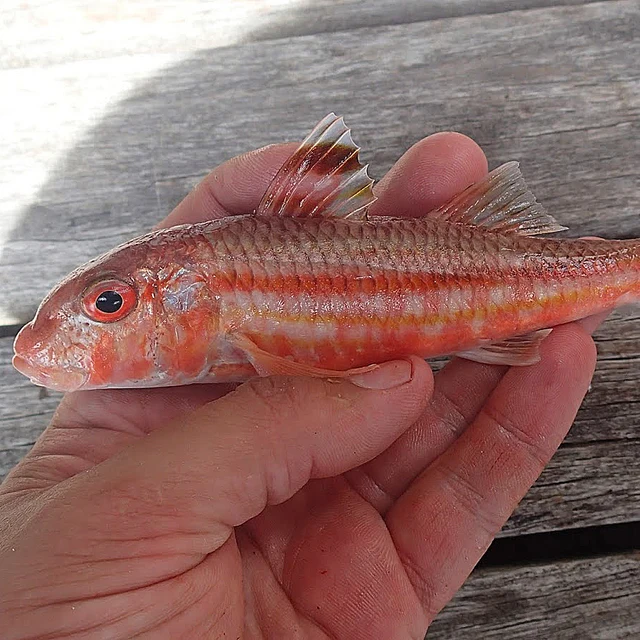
1 1 638 326
0 0 607 68
1 1 639 637
429 552 640 638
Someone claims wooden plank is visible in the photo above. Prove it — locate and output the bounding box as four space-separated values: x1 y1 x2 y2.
1 1 638 327
503 440 640 536
429 552 640 638
0 337 62 479
569 309 640 444
0 1 604 69
2 335 639 537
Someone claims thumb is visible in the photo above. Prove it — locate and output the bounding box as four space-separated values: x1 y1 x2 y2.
57 357 433 551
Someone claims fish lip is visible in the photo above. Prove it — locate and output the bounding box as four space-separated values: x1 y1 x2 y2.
12 354 88 392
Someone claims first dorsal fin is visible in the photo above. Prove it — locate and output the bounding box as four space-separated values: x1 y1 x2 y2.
432 162 567 236
256 113 376 219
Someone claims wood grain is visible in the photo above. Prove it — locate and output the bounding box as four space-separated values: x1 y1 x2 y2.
429 552 640 638
0 0 605 69
1 1 637 326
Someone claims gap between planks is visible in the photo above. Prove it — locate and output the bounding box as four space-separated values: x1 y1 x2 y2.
428 551 640 639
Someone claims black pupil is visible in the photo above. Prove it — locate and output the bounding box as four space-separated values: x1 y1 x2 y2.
95 290 123 314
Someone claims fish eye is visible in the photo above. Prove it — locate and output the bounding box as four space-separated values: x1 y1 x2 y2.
96 290 123 313
82 279 137 323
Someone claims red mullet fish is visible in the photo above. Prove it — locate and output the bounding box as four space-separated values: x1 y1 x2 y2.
12 113 640 391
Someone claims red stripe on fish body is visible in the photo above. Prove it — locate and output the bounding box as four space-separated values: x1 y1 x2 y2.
13 114 640 391
194 216 640 372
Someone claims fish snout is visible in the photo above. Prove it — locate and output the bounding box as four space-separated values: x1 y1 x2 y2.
13 322 41 364
13 322 88 392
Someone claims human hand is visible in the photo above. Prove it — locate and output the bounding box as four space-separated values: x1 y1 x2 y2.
0 132 599 639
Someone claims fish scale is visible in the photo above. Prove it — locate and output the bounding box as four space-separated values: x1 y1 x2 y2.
188 215 640 372
12 113 640 391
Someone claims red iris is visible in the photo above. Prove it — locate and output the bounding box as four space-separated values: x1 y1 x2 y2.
81 279 137 323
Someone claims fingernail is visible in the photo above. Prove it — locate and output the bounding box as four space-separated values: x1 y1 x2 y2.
349 360 413 389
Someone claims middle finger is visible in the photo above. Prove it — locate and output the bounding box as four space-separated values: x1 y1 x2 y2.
346 132 508 510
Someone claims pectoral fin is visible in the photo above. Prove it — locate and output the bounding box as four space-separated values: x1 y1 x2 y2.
456 329 553 366
228 333 379 378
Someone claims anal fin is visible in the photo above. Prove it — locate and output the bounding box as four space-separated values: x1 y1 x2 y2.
456 329 553 366
228 333 378 378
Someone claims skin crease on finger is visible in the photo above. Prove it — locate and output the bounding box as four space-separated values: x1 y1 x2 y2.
0 129 606 640
385 323 598 622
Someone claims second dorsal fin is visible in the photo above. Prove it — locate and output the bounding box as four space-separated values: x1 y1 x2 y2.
432 161 567 236
256 113 376 219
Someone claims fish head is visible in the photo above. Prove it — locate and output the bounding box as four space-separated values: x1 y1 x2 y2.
13 229 221 391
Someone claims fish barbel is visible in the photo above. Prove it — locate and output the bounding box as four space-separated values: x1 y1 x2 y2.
12 114 640 391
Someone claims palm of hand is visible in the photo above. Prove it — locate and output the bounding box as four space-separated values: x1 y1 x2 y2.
1 135 597 640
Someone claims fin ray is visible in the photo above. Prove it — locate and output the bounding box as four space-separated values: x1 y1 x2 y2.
228 333 378 378
456 328 553 366
257 113 375 219
433 162 567 236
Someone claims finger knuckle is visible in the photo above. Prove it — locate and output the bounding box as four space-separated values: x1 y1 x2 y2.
395 547 441 621
436 461 506 537
481 403 548 469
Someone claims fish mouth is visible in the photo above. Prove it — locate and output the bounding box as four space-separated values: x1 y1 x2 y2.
12 354 88 392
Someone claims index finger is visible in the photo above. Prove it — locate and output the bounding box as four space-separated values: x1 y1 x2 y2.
158 142 297 228
370 131 488 217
